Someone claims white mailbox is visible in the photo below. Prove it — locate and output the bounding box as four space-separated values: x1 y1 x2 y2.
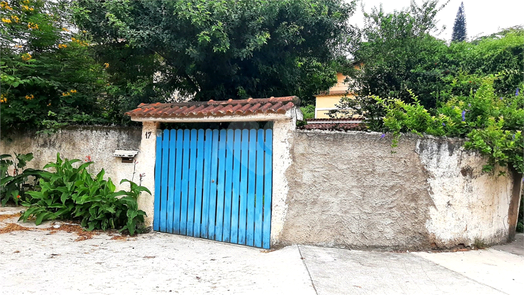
114 150 138 163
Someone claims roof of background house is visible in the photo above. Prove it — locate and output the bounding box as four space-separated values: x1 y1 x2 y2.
125 96 300 119
301 118 367 131
315 90 352 96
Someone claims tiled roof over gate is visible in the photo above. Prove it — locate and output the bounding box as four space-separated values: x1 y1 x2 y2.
125 96 299 119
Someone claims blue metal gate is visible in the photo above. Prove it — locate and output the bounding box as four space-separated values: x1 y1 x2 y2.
153 129 273 249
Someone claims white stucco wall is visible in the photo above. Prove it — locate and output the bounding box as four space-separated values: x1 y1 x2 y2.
280 131 520 250
415 138 515 247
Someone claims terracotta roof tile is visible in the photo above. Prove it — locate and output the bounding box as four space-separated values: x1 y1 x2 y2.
231 104 244 113
258 102 273 113
248 103 262 113
269 102 283 112
126 96 299 119
280 102 295 112
236 104 252 114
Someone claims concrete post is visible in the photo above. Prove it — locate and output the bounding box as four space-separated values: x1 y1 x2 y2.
135 121 159 227
270 117 297 245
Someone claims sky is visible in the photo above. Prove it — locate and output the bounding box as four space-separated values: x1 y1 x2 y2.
347 0 524 41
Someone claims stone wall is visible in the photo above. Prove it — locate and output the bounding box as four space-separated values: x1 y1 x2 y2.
279 130 522 250
1 126 142 191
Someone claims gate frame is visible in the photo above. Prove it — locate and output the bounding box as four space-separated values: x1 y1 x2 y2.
128 98 302 248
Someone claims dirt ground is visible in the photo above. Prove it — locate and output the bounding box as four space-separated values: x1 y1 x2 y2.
2 206 523 295
0 206 314 295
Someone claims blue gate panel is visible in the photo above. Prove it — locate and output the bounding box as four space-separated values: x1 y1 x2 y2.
167 130 177 233
154 128 273 249
194 129 205 238
230 129 242 244
174 129 184 234
153 132 162 231
263 130 273 249
187 129 198 237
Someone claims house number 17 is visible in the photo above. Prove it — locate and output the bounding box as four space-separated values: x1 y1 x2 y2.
145 131 152 139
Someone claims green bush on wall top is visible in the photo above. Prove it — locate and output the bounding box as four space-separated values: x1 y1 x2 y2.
19 153 149 235
376 75 523 174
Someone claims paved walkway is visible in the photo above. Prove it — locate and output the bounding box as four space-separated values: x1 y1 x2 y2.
1 208 523 294
300 238 524 295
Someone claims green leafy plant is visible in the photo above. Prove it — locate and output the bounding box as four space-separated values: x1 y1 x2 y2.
473 237 487 249
1 0 112 135
300 105 315 120
377 75 523 174
19 153 149 235
0 152 42 206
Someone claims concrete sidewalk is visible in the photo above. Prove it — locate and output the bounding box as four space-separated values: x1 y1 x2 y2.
300 235 524 295
1 208 523 294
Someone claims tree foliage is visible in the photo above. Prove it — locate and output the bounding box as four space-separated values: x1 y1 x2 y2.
0 0 110 134
340 0 522 126
347 0 449 110
451 1 466 42
74 0 356 105
377 75 523 174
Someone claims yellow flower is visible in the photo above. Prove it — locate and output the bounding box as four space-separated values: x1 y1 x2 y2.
70 89 77 93
58 44 67 49
104 63 109 69
71 37 76 41
21 53 32 61
1 18 11 23
0 93 6 103
10 15 19 22
25 94 34 100
82 30 87 33
62 27 69 32
22 5 29 10
27 22 38 29
47 103 51 106
0 1 12 10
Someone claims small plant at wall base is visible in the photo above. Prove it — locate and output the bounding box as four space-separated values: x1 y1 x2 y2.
19 153 149 235
0 153 43 206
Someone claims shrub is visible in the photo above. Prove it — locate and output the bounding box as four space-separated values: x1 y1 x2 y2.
19 153 149 235
0 152 43 206
376 75 523 174
300 105 315 120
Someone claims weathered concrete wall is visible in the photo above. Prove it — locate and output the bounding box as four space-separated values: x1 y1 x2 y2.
135 122 159 227
279 130 519 250
270 118 298 244
0 126 142 191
